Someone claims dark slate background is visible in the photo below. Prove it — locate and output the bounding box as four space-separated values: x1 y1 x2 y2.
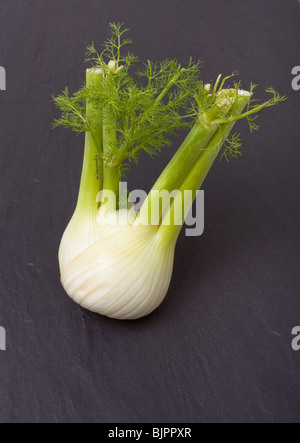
0 0 299 423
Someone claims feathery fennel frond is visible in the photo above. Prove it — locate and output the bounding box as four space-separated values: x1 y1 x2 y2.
53 24 286 173
220 133 242 162
53 23 201 169
52 87 88 134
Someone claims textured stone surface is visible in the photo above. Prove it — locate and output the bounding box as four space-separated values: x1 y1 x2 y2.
0 0 299 423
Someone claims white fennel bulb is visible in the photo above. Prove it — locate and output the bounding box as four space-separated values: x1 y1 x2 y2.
59 209 102 271
60 209 176 320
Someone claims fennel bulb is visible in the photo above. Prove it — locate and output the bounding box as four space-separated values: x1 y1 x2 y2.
53 23 285 320
61 210 175 320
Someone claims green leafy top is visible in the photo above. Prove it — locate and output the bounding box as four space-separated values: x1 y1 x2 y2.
52 23 286 167
192 75 286 161
53 23 201 170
